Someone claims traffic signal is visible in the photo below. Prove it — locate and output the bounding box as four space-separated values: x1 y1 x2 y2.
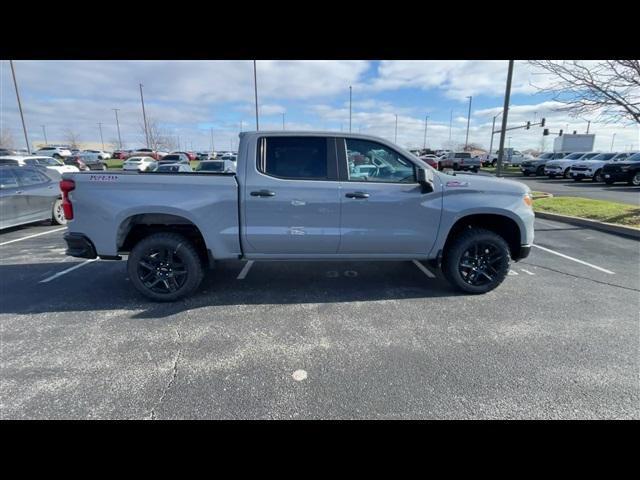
543 128 549 136
540 118 546 127
526 121 531 130
559 129 563 136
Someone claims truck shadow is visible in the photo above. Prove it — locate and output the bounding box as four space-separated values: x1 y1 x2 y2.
0 260 461 319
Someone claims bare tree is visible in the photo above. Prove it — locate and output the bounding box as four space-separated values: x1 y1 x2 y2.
139 117 176 152
0 128 15 149
457 142 485 152
529 60 640 124
64 128 81 149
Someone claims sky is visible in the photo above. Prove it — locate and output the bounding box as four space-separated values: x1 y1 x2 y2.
1 60 638 153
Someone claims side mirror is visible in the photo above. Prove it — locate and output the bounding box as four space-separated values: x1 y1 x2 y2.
417 167 435 193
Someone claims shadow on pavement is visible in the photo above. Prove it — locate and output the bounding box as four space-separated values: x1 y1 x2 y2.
0 259 459 319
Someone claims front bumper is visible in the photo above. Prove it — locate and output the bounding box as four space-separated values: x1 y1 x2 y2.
570 171 592 179
64 233 97 259
520 165 538 174
544 167 562 176
603 171 631 182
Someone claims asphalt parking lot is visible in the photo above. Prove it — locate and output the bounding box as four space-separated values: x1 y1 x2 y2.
507 174 639 205
1 219 639 419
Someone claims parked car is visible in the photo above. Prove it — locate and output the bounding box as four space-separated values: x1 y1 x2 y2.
419 155 439 169
171 151 197 161
20 156 80 175
64 154 107 171
0 165 66 229
127 148 167 160
154 163 193 173
112 150 130 160
33 146 72 159
194 160 236 173
544 152 600 179
122 156 157 172
196 152 212 161
61 131 534 301
157 154 190 165
602 152 640 186
481 149 530 168
570 152 637 182
82 149 111 160
520 152 567 176
439 152 480 172
0 148 17 156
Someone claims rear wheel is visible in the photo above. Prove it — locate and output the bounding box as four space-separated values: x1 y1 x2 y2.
51 198 67 225
629 172 640 186
563 168 571 179
101 163 107 171
127 232 204 302
536 166 544 176
491 159 497 167
443 228 510 294
593 169 603 182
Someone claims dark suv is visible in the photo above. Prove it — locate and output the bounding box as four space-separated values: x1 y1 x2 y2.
603 152 640 186
64 154 107 171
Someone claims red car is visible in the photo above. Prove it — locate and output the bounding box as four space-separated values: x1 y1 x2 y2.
171 151 197 161
112 150 130 160
127 148 166 160
419 155 439 169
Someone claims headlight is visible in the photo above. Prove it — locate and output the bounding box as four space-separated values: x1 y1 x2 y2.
523 193 533 207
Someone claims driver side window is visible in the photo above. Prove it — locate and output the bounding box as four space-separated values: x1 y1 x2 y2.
344 138 416 183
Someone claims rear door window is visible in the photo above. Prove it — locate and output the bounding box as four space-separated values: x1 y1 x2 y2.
13 168 50 186
0 168 19 188
258 136 329 180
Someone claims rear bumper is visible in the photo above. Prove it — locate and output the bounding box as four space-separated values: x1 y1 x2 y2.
63 232 97 259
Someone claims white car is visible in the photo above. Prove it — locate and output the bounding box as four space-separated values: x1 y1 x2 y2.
122 156 157 172
570 152 638 182
544 152 600 179
154 163 193 173
34 146 72 158
82 149 111 160
0 155 80 175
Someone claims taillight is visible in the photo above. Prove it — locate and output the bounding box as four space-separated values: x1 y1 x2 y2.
59 179 75 220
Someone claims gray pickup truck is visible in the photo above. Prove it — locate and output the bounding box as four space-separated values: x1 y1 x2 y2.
61 131 534 301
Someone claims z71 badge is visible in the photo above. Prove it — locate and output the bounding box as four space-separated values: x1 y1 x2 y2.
89 175 118 182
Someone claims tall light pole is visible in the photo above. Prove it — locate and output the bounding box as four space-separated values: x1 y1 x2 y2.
210 128 214 152
139 83 149 148
282 112 285 130
41 125 48 145
586 120 591 134
394 114 398 143
611 133 616 151
253 60 259 131
464 96 473 150
240 120 244 132
349 85 352 133
423 115 429 150
9 60 31 154
496 60 514 178
113 108 122 149
488 110 503 157
97 122 104 151
449 109 453 144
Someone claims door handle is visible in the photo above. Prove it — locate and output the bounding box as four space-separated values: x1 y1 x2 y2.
250 189 276 197
345 191 370 199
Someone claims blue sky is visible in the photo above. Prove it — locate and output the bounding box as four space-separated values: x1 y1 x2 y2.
1 60 638 152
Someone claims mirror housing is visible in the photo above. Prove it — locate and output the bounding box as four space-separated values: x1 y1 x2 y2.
416 167 435 193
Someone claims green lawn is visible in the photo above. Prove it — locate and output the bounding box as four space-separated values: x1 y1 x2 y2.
480 166 522 175
533 196 640 228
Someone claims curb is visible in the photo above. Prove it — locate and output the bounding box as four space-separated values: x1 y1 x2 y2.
534 211 640 240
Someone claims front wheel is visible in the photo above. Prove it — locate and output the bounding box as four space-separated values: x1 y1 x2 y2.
563 168 571 179
536 166 544 176
442 228 510 294
629 172 640 186
51 198 67 225
127 232 204 302
593 169 603 182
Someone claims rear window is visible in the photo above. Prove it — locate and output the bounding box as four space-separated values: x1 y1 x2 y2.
0 159 19 165
258 137 328 180
455 153 471 158
0 168 19 188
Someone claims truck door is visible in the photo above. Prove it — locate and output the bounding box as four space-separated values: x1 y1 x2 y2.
337 137 442 256
242 136 341 255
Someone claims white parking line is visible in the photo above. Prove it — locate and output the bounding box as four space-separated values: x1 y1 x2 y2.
0 227 66 247
237 260 254 280
39 258 98 283
520 269 535 275
412 260 436 278
532 244 615 275
508 270 519 276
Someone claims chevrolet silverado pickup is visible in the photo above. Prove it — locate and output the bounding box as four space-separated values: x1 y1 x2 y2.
61 132 534 301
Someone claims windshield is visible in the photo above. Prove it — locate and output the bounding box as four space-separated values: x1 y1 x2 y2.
626 153 640 162
538 153 553 159
564 153 584 160
590 153 616 161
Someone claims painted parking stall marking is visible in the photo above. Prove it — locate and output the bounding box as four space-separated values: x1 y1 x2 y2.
412 260 436 278
236 260 255 280
532 244 615 275
39 259 99 283
0 227 67 247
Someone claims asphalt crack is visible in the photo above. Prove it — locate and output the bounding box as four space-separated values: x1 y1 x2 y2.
521 261 640 292
146 328 182 420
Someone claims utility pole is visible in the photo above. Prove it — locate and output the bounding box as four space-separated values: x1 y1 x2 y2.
394 114 398 143
41 125 48 145
97 122 104 151
496 60 514 178
349 85 352 132
586 120 591 134
9 60 31 154
113 109 122 149
449 109 453 144
210 128 214 152
488 110 503 157
240 120 244 132
423 115 429 150
139 83 149 148
464 95 472 150
610 133 616 151
253 60 259 131
282 113 285 130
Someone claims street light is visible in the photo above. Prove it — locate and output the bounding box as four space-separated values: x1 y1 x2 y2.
282 112 285 130
349 86 352 133
113 109 122 149
9 60 31 154
98 122 104 151
448 109 453 143
139 83 149 148
423 115 429 150
394 114 398 143
41 125 48 145
253 60 259 131
488 109 504 157
496 60 515 178
611 133 616 151
464 95 472 150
